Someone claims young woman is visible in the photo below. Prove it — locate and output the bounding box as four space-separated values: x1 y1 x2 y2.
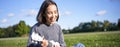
27 0 66 47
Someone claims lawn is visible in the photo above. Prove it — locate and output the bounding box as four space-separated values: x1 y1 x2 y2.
0 31 120 47
64 31 120 47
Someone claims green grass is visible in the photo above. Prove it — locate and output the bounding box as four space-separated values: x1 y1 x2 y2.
0 37 27 47
65 31 120 47
0 31 120 47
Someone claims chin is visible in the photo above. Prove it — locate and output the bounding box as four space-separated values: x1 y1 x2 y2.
51 22 55 24
50 22 55 24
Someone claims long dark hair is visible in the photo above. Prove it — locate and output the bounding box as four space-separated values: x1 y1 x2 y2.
36 0 59 24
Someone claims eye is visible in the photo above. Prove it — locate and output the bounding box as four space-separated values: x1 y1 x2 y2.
54 11 57 14
46 11 52 14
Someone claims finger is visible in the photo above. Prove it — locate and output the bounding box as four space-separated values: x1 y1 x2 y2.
41 43 43 46
42 36 44 39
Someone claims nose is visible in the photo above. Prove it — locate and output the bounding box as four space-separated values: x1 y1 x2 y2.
51 12 57 18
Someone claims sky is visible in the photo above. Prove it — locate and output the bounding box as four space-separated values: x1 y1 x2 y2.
0 0 120 29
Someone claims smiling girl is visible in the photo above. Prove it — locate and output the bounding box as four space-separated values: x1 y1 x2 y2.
27 0 66 47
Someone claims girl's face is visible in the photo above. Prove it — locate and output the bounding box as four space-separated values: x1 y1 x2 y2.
45 4 58 25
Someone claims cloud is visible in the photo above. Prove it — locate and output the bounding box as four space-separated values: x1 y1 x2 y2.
96 10 107 16
64 11 71 15
0 19 7 23
8 13 15 17
21 9 26 12
28 9 38 16
60 11 72 16
19 9 38 17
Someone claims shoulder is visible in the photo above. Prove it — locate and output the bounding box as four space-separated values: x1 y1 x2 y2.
53 23 61 28
30 23 42 31
52 23 62 31
53 23 60 27
31 23 39 28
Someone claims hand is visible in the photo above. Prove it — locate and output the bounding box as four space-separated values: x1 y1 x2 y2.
41 39 48 47
54 42 60 47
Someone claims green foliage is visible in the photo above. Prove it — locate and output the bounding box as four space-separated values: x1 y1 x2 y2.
0 20 30 38
71 26 80 33
66 20 119 33
118 19 120 29
62 29 69 34
0 28 5 38
14 21 30 36
5 26 16 37
0 31 120 47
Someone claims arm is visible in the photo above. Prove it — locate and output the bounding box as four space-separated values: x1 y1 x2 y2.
27 25 53 47
27 26 42 47
58 26 66 47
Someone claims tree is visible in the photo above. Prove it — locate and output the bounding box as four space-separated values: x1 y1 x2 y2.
14 20 30 36
0 20 30 38
118 19 120 29
0 28 5 38
68 20 118 33
91 20 97 31
108 23 118 31
96 21 103 31
5 26 16 37
62 29 69 34
82 22 92 32
103 20 110 31
71 26 80 33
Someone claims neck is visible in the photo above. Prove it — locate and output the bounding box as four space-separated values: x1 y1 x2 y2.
45 22 53 26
